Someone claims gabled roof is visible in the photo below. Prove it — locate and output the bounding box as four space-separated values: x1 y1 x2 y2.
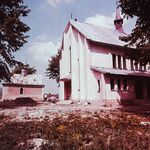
10 74 43 85
67 19 128 47
91 66 150 77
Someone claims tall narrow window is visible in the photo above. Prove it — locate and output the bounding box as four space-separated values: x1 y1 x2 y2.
97 80 100 92
139 62 143 71
110 78 115 90
117 79 121 90
131 59 134 70
69 46 71 73
144 64 146 71
118 55 122 69
135 63 138 71
123 57 127 69
123 79 127 90
20 87 23 95
112 54 116 68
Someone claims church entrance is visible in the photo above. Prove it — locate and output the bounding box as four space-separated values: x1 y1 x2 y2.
64 80 71 100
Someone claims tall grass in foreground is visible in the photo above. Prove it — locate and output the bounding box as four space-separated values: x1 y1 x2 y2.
0 111 149 150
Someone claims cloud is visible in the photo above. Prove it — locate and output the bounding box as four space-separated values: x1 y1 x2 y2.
85 13 114 29
28 38 60 63
85 12 135 33
47 0 74 7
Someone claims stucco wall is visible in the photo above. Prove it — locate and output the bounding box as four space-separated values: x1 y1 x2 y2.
104 75 135 100
2 85 43 101
60 27 72 79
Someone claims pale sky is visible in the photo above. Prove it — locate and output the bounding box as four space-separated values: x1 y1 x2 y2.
13 0 136 94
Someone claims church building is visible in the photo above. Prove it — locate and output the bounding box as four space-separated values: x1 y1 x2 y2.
59 10 150 105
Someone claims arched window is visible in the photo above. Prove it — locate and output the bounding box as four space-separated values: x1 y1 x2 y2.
20 87 23 95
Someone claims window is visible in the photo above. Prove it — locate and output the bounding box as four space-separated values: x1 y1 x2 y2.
131 59 134 70
97 80 100 92
20 87 23 95
139 62 143 71
69 46 71 73
144 64 146 71
117 79 121 90
123 57 127 69
110 78 115 90
118 55 122 69
135 63 138 71
112 54 116 68
123 79 127 90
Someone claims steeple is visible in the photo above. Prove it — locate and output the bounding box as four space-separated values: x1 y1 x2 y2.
114 9 124 33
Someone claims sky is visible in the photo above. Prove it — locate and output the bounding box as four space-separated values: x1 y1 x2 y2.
14 0 136 94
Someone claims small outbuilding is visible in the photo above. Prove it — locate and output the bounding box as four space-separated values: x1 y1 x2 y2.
2 66 44 101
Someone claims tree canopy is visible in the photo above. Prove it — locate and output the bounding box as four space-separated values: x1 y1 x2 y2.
12 64 37 75
118 0 150 63
46 51 60 83
0 0 30 81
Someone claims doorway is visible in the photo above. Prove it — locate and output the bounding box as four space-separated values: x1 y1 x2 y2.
64 80 71 100
147 80 150 99
135 80 143 99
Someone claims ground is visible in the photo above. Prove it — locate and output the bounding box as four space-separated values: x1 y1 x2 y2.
0 100 150 150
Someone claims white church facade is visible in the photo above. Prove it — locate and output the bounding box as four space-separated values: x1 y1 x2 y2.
59 11 150 105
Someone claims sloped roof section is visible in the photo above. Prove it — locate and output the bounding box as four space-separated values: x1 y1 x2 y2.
91 66 150 77
11 74 43 85
70 19 127 47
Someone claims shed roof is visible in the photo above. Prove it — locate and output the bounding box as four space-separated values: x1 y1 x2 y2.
91 66 150 77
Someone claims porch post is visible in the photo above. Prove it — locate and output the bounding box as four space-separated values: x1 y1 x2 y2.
101 73 106 102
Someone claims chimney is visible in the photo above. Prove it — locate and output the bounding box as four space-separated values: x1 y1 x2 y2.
21 65 28 77
114 9 125 33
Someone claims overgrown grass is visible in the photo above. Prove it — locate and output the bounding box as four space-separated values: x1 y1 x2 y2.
0 111 149 150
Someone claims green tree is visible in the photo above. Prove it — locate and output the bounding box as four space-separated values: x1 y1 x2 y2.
118 0 150 64
12 64 37 75
46 51 60 83
0 60 10 82
0 0 30 81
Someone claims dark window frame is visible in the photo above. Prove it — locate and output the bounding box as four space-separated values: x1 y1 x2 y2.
118 55 122 69
112 54 116 68
131 59 134 70
20 87 23 95
69 46 71 73
123 57 127 70
144 64 146 71
97 80 100 92
123 79 127 91
117 79 121 90
135 63 138 71
110 78 115 90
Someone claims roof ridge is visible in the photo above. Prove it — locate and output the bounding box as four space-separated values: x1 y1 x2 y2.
70 19 114 31
70 19 127 35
